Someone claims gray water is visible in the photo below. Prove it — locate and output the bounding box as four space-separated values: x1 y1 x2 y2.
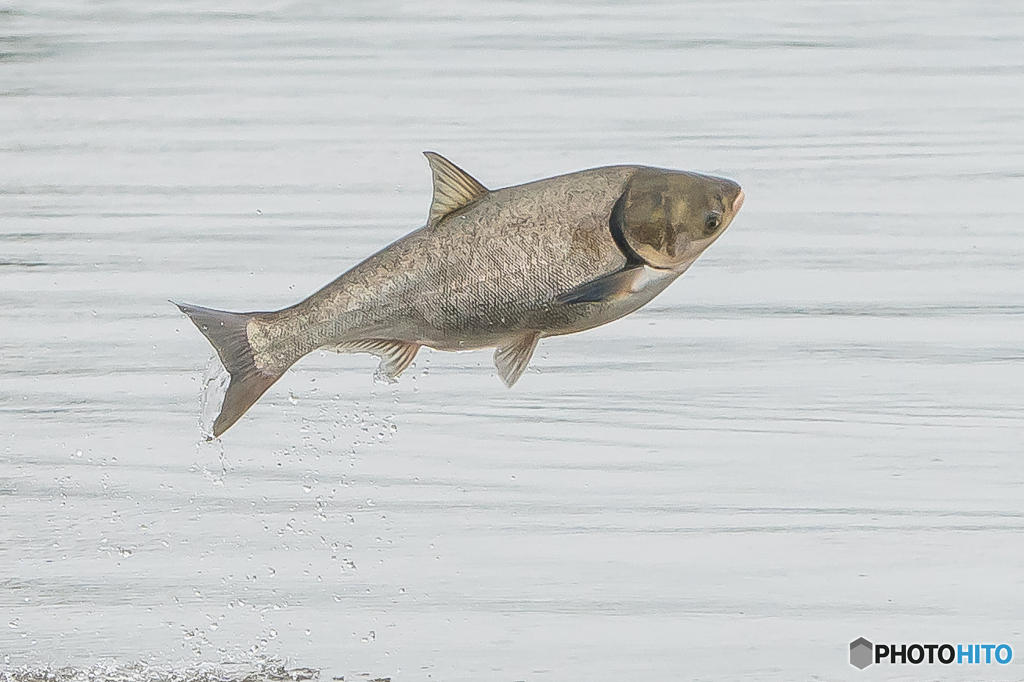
2 1 1023 680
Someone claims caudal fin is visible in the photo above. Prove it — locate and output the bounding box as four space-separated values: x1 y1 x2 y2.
174 302 287 437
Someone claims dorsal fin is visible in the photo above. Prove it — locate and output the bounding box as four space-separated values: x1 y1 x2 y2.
423 151 489 225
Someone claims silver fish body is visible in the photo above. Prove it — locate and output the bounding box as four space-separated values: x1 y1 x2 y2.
177 153 744 436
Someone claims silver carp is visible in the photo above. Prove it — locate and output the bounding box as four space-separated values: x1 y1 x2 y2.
177 153 744 436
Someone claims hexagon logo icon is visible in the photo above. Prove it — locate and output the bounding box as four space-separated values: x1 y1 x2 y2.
850 637 874 669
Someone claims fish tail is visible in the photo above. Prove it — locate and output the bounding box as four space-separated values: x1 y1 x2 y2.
174 301 288 437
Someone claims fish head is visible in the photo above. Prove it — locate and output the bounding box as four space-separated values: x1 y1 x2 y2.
616 168 744 270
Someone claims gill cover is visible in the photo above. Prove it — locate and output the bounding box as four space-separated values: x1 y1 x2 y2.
614 169 740 269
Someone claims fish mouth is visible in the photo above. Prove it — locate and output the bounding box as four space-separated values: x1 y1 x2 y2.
732 189 745 215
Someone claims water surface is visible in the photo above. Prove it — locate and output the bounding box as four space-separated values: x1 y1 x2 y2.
2 1 1023 680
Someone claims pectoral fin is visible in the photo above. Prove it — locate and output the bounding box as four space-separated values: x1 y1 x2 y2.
555 265 679 306
494 331 541 388
333 339 421 382
554 266 645 305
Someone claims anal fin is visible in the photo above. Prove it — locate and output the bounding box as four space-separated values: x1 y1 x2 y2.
494 331 541 388
334 339 421 382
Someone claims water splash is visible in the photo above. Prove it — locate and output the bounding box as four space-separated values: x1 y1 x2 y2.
198 355 230 440
192 436 228 486
371 362 397 386
0 659 319 682
190 356 232 484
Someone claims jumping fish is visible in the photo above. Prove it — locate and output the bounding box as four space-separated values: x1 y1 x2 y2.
176 153 744 436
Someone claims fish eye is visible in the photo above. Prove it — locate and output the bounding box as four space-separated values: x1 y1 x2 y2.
703 212 722 236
